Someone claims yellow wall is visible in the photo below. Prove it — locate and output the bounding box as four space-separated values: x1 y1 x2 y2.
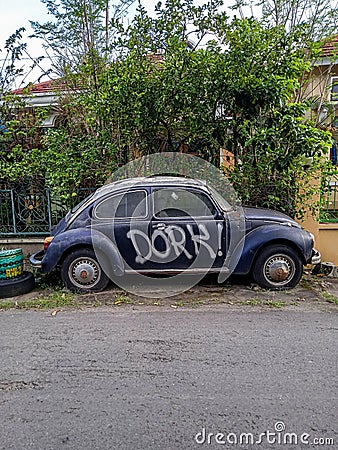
302 65 338 102
300 211 338 265
300 61 338 263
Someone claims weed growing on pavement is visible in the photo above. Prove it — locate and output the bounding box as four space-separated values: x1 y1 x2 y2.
113 294 133 305
322 292 338 305
172 301 185 307
241 298 261 306
33 268 64 290
0 290 76 311
265 300 286 308
300 278 314 290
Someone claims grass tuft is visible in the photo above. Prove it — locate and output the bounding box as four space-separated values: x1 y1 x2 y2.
0 291 75 311
322 292 338 305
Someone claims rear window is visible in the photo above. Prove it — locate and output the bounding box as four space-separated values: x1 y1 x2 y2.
94 190 147 219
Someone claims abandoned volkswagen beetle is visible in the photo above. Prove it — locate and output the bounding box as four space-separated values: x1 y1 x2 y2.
30 176 320 292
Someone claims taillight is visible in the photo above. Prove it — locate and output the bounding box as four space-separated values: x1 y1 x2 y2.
43 236 54 251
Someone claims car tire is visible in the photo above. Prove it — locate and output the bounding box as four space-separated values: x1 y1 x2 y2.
253 245 303 289
61 248 110 292
0 271 35 299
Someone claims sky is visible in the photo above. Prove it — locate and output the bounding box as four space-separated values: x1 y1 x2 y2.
0 0 52 88
0 0 240 88
0 0 49 44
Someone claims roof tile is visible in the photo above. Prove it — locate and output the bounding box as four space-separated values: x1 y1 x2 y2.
321 35 338 57
12 79 64 95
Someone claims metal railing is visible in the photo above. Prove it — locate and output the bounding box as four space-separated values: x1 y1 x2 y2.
0 187 95 236
320 171 338 223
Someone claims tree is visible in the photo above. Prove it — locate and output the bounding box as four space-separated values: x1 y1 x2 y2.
0 28 29 94
20 0 232 191
0 0 333 217
232 0 338 124
211 16 332 216
232 0 338 39
29 0 136 79
0 0 137 193
0 28 46 189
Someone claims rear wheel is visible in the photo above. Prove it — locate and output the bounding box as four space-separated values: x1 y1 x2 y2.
61 248 109 292
253 245 303 289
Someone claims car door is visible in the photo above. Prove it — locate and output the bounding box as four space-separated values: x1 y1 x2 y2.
138 186 227 273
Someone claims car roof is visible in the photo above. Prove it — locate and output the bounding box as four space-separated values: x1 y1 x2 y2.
93 176 210 199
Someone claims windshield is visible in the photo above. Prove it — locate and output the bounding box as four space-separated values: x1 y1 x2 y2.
209 186 233 212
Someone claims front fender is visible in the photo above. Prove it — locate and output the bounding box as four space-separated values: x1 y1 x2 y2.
233 225 313 275
41 228 124 276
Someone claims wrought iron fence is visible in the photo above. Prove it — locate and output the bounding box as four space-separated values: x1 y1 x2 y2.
320 171 338 223
0 186 96 236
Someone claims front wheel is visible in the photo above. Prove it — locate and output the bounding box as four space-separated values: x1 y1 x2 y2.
61 248 109 292
252 245 303 289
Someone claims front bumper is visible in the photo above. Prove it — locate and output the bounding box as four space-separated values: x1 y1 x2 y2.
311 248 321 265
29 249 45 269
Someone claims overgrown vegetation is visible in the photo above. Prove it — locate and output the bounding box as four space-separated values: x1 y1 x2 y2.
0 290 75 311
322 292 338 304
0 0 337 217
0 289 135 310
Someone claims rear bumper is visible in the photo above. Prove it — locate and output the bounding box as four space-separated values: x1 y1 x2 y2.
311 248 321 265
29 249 45 269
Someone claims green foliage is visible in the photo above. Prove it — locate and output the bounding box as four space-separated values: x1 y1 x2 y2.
30 0 135 73
322 292 338 305
40 128 119 190
0 290 75 311
0 0 334 216
0 92 46 184
216 19 332 218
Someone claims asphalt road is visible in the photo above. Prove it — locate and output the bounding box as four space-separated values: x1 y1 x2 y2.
0 306 337 450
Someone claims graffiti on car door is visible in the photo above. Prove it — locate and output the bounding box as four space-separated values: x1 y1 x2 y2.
127 223 224 264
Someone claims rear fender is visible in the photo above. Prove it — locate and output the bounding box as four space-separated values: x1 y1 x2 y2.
41 228 124 276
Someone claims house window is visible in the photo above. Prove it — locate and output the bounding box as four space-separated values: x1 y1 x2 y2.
330 77 338 101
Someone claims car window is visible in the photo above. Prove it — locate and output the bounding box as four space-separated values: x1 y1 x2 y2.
153 188 216 218
208 186 232 212
70 192 95 214
94 190 147 219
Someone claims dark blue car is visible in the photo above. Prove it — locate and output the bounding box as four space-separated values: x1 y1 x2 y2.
30 176 320 292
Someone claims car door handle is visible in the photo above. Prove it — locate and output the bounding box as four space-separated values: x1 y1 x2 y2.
153 223 166 230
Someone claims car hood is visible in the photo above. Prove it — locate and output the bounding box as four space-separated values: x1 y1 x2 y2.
243 206 300 227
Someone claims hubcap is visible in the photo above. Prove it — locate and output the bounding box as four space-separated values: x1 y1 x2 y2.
263 254 295 286
69 257 101 288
